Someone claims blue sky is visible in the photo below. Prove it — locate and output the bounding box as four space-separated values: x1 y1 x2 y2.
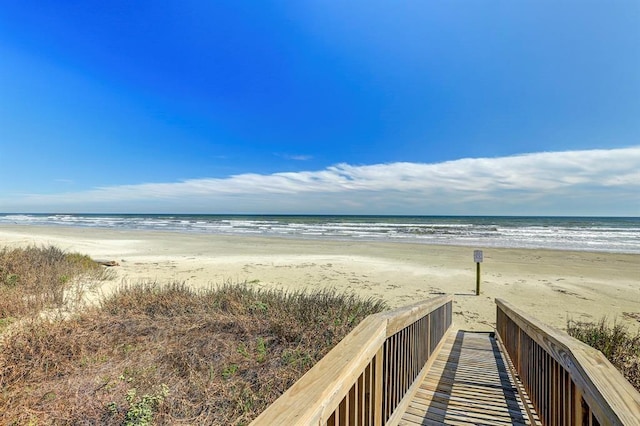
1 1 638 215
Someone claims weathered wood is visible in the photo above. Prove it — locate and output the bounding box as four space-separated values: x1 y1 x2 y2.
374 346 384 425
496 298 640 425
399 331 532 426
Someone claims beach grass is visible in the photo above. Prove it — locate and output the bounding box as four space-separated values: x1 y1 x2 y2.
567 318 640 391
0 245 114 324
0 277 386 425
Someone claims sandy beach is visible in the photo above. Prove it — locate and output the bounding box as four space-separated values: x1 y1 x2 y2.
1 225 638 332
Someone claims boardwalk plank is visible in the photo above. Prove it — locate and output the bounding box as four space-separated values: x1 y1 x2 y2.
399 331 532 425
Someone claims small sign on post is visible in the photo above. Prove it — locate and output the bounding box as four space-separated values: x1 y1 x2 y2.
474 250 483 295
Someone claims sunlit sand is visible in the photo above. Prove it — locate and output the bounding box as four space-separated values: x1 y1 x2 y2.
1 225 638 332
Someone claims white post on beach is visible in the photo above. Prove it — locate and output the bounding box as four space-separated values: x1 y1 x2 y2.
474 250 483 296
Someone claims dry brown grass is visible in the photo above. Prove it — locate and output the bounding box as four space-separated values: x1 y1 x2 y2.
567 318 640 392
0 281 386 425
0 245 113 325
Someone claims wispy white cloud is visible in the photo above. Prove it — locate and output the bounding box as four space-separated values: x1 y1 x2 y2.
278 153 314 161
5 147 640 215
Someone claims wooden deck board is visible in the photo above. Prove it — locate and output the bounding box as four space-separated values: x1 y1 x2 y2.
399 331 532 426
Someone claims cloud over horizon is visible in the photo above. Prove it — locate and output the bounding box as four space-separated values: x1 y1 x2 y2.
4 147 639 216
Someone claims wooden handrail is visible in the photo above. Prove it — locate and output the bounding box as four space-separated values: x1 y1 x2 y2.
496 298 640 425
251 295 453 425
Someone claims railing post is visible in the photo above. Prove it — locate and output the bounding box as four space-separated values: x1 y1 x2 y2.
517 325 521 374
373 346 384 425
573 385 583 426
426 314 430 357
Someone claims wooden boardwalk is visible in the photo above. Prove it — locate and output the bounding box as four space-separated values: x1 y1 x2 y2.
252 296 640 426
400 331 533 426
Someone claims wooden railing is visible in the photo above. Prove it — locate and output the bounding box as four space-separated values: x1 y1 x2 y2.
496 298 640 425
251 295 453 425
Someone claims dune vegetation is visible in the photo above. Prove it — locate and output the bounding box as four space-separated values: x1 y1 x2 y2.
0 245 386 425
567 318 640 392
0 245 114 328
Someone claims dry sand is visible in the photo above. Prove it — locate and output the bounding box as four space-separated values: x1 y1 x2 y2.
1 225 638 332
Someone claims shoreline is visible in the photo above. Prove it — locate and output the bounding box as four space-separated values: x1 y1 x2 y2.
1 224 639 332
2 214 638 255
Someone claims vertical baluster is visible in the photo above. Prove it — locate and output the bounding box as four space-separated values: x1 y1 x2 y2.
364 363 371 426
374 347 383 425
540 350 544 424
339 398 347 426
415 321 419 377
328 411 336 426
393 332 399 409
400 329 405 405
531 341 536 414
556 360 561 425
393 329 407 404
524 333 530 392
383 340 390 421
407 324 413 384
547 353 552 426
563 366 568 425
560 362 564 425
396 332 401 411
573 374 587 425
529 340 534 413
397 331 402 403
539 343 544 420
540 349 549 425
389 337 395 421
405 326 410 389
347 382 356 426
429 311 435 356
412 321 417 379
551 359 556 425
418 317 423 368
538 342 543 418
357 372 364 426
583 400 591 426
426 313 431 358
543 352 548 425
560 367 569 425
424 315 429 364
516 323 519 366
568 370 575 425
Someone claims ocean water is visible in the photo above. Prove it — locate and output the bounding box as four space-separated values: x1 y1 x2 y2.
0 214 639 254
